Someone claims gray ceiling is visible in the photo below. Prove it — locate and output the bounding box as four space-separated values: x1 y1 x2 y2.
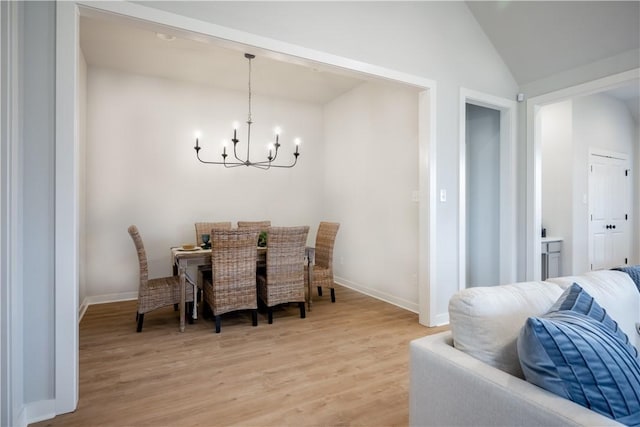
466 1 640 86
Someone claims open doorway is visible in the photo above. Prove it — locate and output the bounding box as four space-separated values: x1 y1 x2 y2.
54 1 438 416
459 89 517 290
527 69 640 280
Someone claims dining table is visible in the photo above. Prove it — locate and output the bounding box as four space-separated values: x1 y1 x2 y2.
171 245 315 332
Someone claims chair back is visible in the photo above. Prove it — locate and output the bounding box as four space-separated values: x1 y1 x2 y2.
210 229 259 311
265 226 309 286
237 220 271 233
195 221 232 245
314 222 340 269
127 225 148 288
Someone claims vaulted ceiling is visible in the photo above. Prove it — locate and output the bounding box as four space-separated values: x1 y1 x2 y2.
466 1 639 86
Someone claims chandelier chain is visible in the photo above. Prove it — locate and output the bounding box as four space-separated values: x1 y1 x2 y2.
247 57 252 123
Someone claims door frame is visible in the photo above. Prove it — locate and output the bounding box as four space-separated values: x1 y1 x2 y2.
526 68 640 280
459 88 517 290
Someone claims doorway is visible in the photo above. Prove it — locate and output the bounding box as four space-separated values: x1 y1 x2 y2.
527 69 640 280
465 104 500 286
459 89 517 290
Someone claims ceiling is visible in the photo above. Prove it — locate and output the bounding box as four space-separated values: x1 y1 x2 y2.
80 16 368 105
80 2 640 109
466 1 640 86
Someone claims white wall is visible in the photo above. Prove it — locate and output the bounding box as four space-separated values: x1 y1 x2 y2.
465 104 500 287
85 67 324 298
323 81 419 309
541 100 573 276
540 93 638 276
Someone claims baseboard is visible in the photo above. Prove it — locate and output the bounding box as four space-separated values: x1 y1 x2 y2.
78 292 138 323
24 399 56 425
432 311 449 326
78 297 89 322
334 276 419 313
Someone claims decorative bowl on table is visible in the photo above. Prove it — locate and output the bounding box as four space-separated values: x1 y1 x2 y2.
181 244 196 250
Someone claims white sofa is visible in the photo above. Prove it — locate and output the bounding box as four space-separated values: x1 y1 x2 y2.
409 270 640 427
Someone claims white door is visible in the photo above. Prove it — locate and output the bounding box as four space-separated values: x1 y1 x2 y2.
589 153 630 270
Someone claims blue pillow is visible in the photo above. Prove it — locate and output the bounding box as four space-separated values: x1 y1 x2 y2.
549 282 638 358
518 284 640 426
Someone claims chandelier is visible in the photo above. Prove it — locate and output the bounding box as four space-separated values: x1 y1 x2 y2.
193 53 300 169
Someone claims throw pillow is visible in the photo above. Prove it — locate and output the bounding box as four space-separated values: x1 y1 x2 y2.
549 282 638 356
518 284 640 426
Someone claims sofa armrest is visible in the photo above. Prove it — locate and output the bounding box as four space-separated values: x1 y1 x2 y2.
409 331 623 427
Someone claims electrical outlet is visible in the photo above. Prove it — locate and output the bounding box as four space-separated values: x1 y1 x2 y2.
440 189 447 202
411 190 419 202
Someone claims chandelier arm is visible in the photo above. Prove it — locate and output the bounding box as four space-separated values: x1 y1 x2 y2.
270 144 280 162
195 149 227 165
232 142 245 163
196 147 249 166
252 154 298 168
224 162 246 168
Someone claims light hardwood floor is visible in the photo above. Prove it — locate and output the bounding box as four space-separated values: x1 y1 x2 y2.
32 285 447 426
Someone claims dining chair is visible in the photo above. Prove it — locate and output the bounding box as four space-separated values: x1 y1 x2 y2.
203 228 259 333
128 225 195 332
257 226 309 324
237 221 271 269
237 220 271 232
306 222 340 302
195 221 232 246
193 221 233 294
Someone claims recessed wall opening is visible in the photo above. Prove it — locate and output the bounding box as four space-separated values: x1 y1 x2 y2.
54 2 438 413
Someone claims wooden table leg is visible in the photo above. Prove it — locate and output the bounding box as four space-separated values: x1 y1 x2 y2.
179 263 186 332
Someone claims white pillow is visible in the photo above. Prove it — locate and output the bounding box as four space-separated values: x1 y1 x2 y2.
449 281 563 378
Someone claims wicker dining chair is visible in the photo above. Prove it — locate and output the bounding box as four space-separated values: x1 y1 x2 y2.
305 222 340 302
128 225 195 332
257 226 309 324
195 221 232 246
237 221 271 270
237 220 271 233
194 221 233 293
203 228 259 333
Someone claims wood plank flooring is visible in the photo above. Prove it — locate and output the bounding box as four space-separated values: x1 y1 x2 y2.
32 285 447 427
